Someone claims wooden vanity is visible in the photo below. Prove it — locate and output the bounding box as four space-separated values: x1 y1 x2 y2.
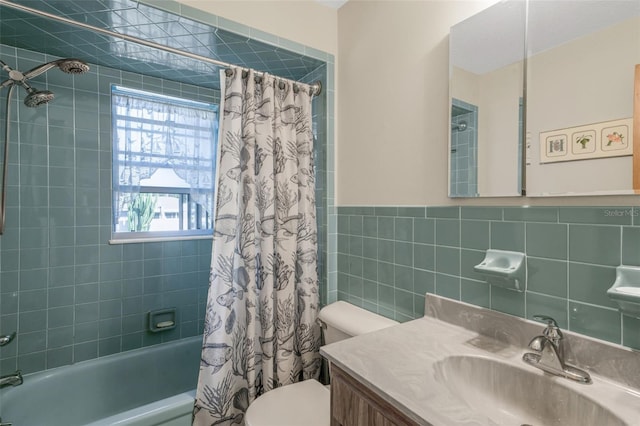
321 294 640 426
330 364 418 426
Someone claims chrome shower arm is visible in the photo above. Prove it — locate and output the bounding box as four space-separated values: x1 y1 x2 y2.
1 78 36 91
22 60 61 81
14 79 36 92
0 60 12 73
1 60 15 88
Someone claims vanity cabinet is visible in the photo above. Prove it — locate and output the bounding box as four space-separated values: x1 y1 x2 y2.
330 364 419 426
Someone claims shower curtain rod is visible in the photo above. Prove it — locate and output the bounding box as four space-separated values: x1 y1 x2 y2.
0 0 322 95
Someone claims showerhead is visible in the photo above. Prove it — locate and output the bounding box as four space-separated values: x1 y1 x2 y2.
23 88 54 108
21 58 90 80
57 59 90 75
1 57 89 107
451 121 468 132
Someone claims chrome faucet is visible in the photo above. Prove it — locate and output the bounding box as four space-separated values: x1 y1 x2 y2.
0 370 23 388
522 315 592 384
0 332 16 347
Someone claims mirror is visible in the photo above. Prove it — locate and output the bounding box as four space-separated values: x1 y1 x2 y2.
525 0 640 196
449 0 525 197
450 0 640 198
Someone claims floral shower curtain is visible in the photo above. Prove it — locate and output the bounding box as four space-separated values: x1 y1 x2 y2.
193 67 321 425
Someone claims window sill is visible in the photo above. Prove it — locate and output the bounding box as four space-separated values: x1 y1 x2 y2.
109 234 213 245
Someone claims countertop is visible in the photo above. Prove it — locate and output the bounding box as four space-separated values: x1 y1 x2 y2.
320 296 640 426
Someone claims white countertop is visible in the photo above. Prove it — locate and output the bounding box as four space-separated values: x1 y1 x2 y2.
320 313 640 426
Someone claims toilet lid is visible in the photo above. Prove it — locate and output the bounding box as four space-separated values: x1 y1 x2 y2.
245 379 330 426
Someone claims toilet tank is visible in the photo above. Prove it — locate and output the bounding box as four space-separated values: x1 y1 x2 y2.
318 301 398 345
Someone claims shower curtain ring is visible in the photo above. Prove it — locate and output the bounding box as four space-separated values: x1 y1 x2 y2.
312 80 322 96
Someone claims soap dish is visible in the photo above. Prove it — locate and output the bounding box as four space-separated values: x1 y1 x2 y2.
607 266 640 318
474 249 526 292
148 308 177 332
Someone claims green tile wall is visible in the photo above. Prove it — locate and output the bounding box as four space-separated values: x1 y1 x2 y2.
302 63 329 307
0 45 335 380
336 206 640 350
0 0 337 375
0 45 215 375
0 23 334 374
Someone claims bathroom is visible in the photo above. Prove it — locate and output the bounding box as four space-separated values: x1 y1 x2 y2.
0 0 639 425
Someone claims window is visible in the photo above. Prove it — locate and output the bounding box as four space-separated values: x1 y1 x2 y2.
111 85 217 241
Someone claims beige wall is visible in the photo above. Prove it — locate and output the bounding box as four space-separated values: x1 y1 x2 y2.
526 17 639 196
337 0 496 205
175 0 338 55
477 61 522 196
180 0 640 207
452 62 523 197
337 0 640 206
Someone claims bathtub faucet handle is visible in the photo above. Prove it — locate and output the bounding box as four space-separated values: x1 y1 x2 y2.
0 331 15 346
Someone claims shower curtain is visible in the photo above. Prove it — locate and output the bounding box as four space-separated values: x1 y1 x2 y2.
193 67 321 426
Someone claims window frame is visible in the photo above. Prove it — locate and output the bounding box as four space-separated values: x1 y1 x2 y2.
110 85 217 243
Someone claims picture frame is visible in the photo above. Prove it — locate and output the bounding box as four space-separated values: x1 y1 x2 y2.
571 130 596 155
539 118 633 163
544 134 568 158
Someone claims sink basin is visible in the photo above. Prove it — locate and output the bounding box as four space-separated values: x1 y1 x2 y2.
433 355 626 426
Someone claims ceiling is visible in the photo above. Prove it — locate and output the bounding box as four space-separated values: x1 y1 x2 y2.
0 0 325 89
314 0 349 9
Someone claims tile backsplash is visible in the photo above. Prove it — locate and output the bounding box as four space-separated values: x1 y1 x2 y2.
336 205 640 350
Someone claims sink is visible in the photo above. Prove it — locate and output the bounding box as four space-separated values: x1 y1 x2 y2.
432 355 626 426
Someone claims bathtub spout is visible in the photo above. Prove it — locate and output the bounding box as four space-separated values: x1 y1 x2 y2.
0 370 22 388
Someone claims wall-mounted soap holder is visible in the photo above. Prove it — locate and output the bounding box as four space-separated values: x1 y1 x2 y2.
474 249 526 292
607 266 640 318
148 308 177 333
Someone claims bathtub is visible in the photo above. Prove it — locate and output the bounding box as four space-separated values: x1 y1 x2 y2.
0 336 202 426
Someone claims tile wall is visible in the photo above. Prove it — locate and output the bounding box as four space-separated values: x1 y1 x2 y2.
336 205 640 350
450 99 478 197
302 64 329 305
0 39 333 375
0 0 325 90
0 45 216 375
146 0 337 305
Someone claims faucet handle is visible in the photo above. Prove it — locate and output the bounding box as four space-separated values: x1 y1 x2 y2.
532 314 563 342
0 332 16 347
532 314 558 327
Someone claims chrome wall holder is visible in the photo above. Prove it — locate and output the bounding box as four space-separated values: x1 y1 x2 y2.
0 331 16 347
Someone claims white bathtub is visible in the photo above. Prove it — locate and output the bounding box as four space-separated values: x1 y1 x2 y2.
0 336 202 426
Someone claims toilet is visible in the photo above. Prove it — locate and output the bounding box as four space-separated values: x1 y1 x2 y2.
245 301 398 426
